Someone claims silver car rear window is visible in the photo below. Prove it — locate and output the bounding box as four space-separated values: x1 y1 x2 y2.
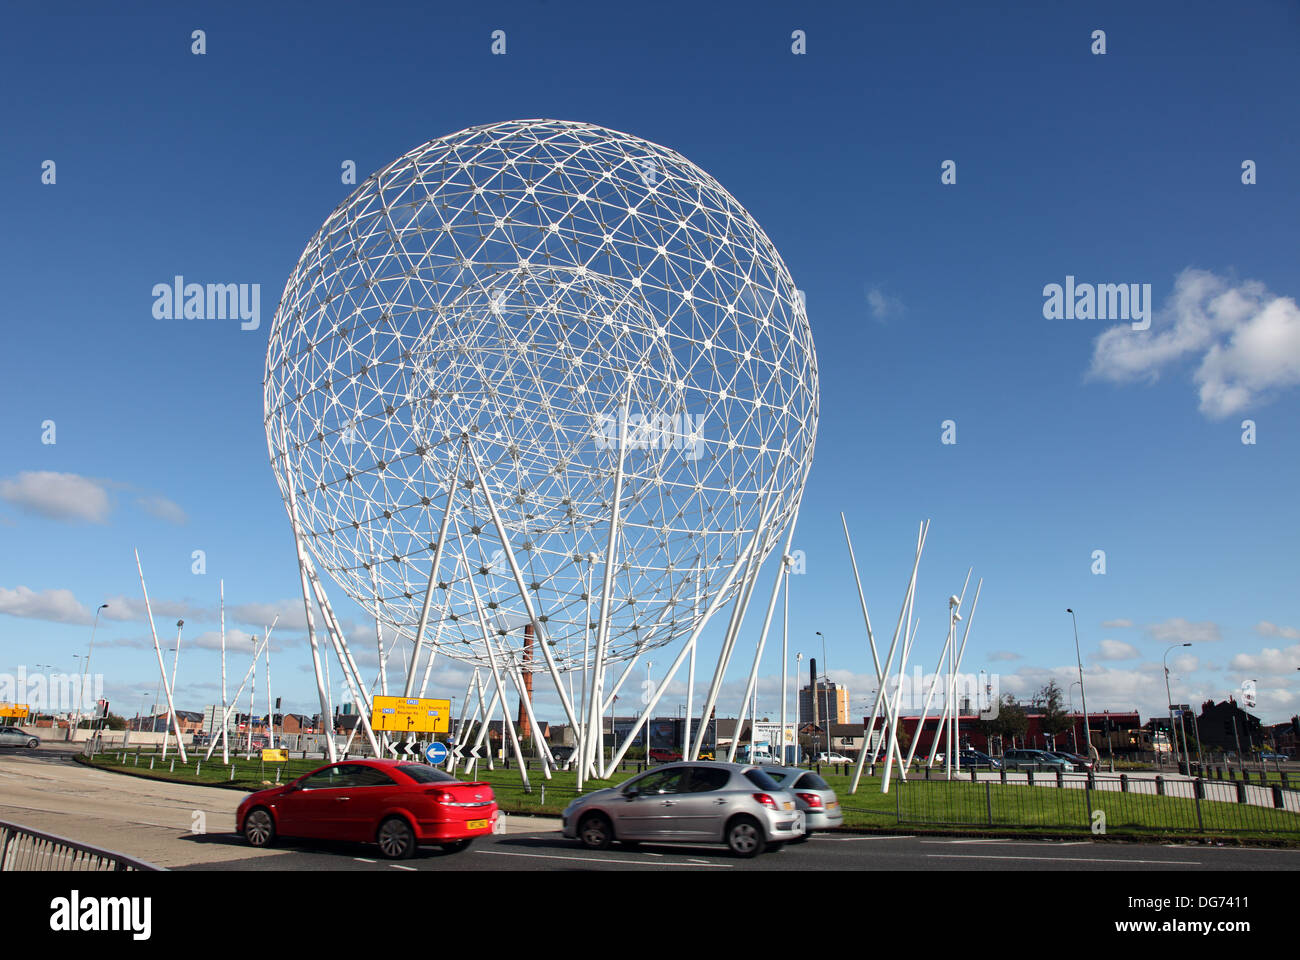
743 769 781 791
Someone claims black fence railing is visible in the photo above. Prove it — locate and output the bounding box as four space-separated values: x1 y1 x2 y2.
0 820 161 871
896 773 1300 835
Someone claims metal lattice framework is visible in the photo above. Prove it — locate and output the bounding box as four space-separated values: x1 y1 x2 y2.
263 120 817 778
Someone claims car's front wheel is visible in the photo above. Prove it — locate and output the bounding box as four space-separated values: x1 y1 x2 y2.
726 816 766 858
243 808 276 848
578 813 613 850
26 739 38 749
377 816 417 860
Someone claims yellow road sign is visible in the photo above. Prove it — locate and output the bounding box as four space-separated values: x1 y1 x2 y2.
262 748 289 762
0 704 29 718
371 696 450 733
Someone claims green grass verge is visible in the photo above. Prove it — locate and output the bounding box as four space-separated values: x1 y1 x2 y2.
80 751 1300 846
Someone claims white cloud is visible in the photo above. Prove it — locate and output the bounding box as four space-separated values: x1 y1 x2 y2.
0 471 111 523
1097 639 1140 661
1089 268 1300 419
136 495 188 525
1229 643 1300 676
866 286 905 322
1256 621 1300 641
101 594 209 623
1101 619 1133 629
1145 618 1221 645
0 586 92 625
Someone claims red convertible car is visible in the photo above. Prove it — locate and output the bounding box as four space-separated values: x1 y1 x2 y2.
237 759 497 859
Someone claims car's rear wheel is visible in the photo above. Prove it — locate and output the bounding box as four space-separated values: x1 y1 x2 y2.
439 838 472 853
26 739 38 749
578 813 613 850
726 816 766 858
243 808 276 848
377 816 417 859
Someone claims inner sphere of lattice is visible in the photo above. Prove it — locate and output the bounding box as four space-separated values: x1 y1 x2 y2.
263 119 819 671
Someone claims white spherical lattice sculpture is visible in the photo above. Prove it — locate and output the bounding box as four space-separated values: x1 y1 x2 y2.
264 119 818 672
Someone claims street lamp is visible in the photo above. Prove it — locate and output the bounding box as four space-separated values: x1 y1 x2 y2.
816 631 830 761
77 603 108 740
1066 610 1093 759
1163 642 1191 770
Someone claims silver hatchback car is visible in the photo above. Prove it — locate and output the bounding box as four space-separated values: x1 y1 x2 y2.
759 766 844 833
562 761 805 857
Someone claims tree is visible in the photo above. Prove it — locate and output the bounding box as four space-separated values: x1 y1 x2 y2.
1037 680 1073 747
990 695 1029 750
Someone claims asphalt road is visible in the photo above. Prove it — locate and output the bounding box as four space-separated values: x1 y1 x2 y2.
3 745 1300 872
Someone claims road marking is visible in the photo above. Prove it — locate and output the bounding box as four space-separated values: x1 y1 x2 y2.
823 835 915 841
926 854 1201 865
477 850 731 868
389 864 417 871
353 857 376 863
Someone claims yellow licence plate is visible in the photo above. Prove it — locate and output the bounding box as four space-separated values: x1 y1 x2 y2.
467 819 489 830
782 801 793 810
828 801 839 810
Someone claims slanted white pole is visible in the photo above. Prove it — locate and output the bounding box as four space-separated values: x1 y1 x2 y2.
728 505 801 762
951 578 983 770
605 494 780 772
465 557 530 791
402 445 462 696
204 625 273 761
219 580 230 764
282 450 336 764
684 564 699 762
162 620 183 760
780 563 789 765
850 519 928 794
265 628 274 751
135 549 187 763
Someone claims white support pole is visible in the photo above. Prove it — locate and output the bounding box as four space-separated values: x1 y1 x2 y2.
467 680 502 779
849 519 928 794
779 563 789 765
135 550 187 763
162 621 183 760
465 558 531 791
449 669 479 771
950 578 983 768
283 458 336 764
204 626 273 761
844 518 920 793
304 561 382 758
881 569 920 793
727 505 801 762
370 566 388 698
265 627 274 751
417 619 445 699
605 494 780 773
219 580 230 764
929 570 972 770
576 560 593 790
504 647 556 777
692 534 764 761
403 445 462 697
246 650 256 755
904 634 954 769
464 439 583 737
684 564 698 761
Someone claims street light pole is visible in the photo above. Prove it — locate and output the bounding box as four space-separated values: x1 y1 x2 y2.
816 631 830 760
1066 610 1093 759
77 603 108 740
1162 641 1191 771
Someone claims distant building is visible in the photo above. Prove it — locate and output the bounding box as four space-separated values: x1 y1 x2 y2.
1196 699 1265 754
799 681 849 726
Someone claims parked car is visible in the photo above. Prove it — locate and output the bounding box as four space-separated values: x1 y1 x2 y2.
649 748 683 763
562 761 805 857
958 750 1001 769
815 752 852 765
1260 752 1287 762
0 727 39 749
1000 749 1073 772
237 759 497 859
760 767 843 834
1050 750 1095 771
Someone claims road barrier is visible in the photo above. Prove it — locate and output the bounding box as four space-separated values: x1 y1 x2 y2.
0 820 161 871
896 773 1300 835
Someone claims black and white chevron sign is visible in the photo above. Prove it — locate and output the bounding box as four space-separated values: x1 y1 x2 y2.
450 743 484 761
387 739 422 759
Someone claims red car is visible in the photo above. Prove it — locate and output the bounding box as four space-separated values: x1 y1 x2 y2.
236 759 497 859
649 748 683 763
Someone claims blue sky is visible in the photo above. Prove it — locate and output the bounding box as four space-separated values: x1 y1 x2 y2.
1 1 1298 730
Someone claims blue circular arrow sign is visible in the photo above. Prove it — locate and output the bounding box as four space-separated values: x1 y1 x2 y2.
425 741 449 764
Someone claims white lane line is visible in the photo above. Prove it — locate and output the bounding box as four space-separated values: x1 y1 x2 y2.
477 850 732 868
926 854 1201 865
353 858 376 863
824 835 915 841
920 839 1092 846
389 864 417 871
644 852 664 856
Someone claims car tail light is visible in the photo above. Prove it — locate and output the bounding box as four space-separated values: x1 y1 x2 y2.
752 793 777 809
425 788 449 802
796 792 823 808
